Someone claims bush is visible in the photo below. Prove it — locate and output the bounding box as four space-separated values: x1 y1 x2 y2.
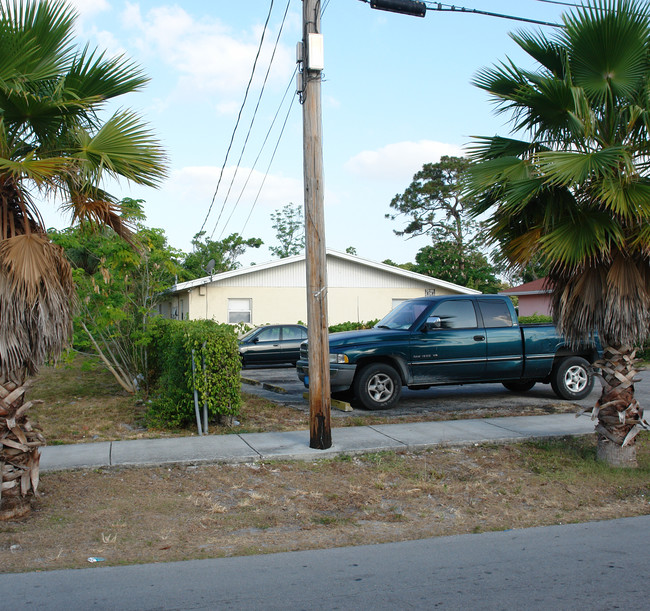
329 319 379 333
146 318 241 427
519 313 553 324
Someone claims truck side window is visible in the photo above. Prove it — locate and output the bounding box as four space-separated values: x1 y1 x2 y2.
479 300 513 328
431 300 477 329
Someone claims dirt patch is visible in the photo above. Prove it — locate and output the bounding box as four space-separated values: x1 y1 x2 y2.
28 357 580 444
0 436 648 573
6 356 647 573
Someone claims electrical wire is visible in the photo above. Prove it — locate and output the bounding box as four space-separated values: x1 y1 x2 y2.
196 0 275 239
212 0 292 240
222 66 298 238
240 92 298 236
532 0 596 7
227 0 331 239
357 1 561 27
423 2 562 27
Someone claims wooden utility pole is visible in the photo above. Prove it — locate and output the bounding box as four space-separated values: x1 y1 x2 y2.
301 0 331 449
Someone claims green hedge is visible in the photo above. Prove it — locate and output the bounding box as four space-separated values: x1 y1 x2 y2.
518 313 553 324
328 319 379 333
146 318 241 427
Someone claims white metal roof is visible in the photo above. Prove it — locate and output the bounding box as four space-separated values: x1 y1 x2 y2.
165 249 481 295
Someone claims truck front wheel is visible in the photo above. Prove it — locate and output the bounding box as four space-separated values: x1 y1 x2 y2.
354 363 402 410
550 356 593 400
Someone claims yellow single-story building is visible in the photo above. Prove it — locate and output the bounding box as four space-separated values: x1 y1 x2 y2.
158 249 480 326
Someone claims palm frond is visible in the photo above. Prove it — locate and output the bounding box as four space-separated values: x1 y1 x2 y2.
73 110 167 187
563 0 650 103
536 146 630 185
0 233 74 381
510 28 567 78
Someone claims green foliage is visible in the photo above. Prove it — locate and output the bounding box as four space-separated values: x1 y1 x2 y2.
269 203 305 258
466 0 650 347
146 318 241 427
519 314 553 324
328 320 379 333
413 243 501 293
386 156 476 243
386 156 500 289
49 199 187 392
183 231 263 279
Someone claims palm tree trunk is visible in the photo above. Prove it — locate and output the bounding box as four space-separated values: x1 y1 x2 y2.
591 346 647 467
0 379 45 520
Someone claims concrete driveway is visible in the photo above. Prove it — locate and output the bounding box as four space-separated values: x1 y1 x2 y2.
240 364 650 419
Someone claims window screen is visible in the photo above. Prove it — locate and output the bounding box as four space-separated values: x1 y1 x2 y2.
228 298 251 324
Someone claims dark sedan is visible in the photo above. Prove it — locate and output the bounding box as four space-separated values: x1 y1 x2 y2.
239 324 308 367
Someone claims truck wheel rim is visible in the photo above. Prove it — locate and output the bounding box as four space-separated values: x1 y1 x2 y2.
368 373 394 403
565 365 588 393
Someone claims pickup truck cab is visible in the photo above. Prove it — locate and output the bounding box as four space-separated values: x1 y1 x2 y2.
296 295 600 410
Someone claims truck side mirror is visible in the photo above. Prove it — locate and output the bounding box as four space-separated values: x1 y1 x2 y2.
423 316 441 331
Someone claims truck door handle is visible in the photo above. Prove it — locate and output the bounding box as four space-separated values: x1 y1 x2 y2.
473 335 485 341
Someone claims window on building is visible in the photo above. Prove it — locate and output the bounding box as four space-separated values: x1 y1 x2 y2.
228 298 252 323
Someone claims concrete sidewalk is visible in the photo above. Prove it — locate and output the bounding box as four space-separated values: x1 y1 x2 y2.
40 413 596 472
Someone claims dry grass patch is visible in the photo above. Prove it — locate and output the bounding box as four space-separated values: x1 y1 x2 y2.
28 355 307 444
0 435 648 573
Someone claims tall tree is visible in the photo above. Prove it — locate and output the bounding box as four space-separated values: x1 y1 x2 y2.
270 203 304 258
387 156 482 278
414 243 501 293
0 0 166 516
182 231 263 279
466 0 650 465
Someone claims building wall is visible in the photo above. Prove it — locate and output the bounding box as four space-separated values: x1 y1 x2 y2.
181 285 454 325
518 295 552 317
159 254 472 326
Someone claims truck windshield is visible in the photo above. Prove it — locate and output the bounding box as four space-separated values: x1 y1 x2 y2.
375 301 429 330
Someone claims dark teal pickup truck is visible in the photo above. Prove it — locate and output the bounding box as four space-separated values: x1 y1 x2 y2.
296 294 600 410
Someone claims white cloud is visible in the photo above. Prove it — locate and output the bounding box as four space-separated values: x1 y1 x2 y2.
142 165 303 246
345 140 463 182
121 4 294 98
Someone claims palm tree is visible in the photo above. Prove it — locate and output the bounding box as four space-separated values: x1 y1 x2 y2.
466 0 650 467
0 0 166 517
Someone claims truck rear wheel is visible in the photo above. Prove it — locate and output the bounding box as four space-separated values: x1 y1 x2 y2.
502 380 536 393
551 356 593 400
353 363 402 410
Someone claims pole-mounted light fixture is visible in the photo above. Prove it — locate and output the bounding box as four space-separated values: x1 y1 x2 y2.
369 0 427 18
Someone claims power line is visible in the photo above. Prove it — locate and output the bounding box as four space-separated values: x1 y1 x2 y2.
240 93 298 236
227 0 332 240
532 0 594 7
222 66 298 238
212 0 293 240
196 0 275 240
423 2 562 27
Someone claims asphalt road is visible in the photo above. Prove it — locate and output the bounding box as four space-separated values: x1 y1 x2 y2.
241 364 650 418
2 516 648 609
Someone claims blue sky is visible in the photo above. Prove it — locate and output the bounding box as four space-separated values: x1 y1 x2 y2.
50 0 574 266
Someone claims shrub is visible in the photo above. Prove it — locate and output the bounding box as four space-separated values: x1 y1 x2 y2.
329 319 379 333
519 313 553 324
146 318 241 427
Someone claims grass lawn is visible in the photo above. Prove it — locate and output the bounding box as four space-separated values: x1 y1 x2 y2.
0 354 646 573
